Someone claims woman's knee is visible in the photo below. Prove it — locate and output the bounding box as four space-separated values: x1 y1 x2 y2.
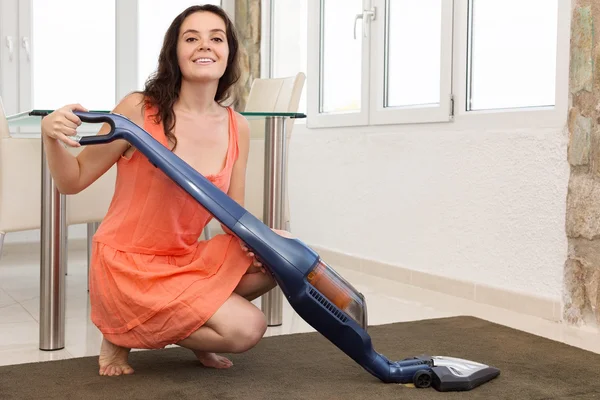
228 309 267 353
203 294 268 353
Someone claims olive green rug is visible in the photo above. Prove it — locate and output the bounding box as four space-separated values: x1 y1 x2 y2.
1 316 598 399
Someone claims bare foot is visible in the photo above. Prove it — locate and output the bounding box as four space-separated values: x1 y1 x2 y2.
98 337 134 376
193 350 233 369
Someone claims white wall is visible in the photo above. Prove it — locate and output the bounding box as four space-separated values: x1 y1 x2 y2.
287 119 570 301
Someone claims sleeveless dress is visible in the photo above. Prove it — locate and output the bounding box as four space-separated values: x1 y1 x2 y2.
88 104 252 349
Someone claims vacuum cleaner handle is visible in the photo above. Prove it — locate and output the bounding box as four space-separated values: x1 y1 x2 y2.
73 111 122 145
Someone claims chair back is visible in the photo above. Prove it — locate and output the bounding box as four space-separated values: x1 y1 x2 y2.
0 97 9 138
0 96 115 234
0 97 43 233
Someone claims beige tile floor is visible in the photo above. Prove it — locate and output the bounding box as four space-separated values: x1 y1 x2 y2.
1 242 600 368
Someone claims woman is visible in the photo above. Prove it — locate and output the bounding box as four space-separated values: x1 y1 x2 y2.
41 4 278 376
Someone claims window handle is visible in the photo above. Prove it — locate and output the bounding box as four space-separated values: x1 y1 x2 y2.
21 36 30 61
353 7 376 39
5 36 14 61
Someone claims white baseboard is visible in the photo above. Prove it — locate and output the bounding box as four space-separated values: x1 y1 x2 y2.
311 245 561 323
2 238 87 255
0 235 561 323
3 225 88 245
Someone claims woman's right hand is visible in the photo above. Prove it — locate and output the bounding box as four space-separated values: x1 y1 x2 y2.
41 103 89 147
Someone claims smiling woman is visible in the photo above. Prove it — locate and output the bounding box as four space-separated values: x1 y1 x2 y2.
143 5 241 151
137 0 223 90
37 4 278 378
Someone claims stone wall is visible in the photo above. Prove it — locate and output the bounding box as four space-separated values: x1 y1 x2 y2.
232 0 261 111
564 1 600 326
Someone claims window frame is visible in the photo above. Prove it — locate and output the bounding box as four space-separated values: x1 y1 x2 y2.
302 0 570 131
10 0 125 134
450 0 571 130
307 0 455 129
306 0 370 128
0 0 20 118
369 0 454 126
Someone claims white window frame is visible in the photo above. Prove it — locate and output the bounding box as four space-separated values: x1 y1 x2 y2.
369 0 454 126
304 0 570 131
307 0 370 128
450 0 571 130
0 0 20 117
262 0 273 79
307 0 455 129
6 0 132 134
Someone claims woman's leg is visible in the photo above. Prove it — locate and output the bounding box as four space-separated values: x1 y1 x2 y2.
181 253 277 368
99 229 293 375
176 293 267 365
98 279 274 375
98 286 270 374
235 270 276 301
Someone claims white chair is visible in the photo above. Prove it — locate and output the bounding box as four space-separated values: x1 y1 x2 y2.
0 97 43 256
204 72 306 238
0 97 115 275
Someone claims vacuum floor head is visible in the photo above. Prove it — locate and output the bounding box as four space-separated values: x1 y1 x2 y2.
401 355 500 391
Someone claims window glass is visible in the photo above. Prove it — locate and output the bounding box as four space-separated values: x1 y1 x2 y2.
468 0 558 110
32 0 116 109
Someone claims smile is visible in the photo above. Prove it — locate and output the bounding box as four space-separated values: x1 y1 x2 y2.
193 57 215 64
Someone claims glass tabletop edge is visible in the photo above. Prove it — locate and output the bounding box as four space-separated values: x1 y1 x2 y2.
19 110 306 119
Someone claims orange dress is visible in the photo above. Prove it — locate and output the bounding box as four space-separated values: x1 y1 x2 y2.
88 104 252 349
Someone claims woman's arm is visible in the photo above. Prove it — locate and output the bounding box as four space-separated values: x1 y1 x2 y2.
40 92 145 194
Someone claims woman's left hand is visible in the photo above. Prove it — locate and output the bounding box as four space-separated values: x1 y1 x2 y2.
238 229 293 273
240 241 266 274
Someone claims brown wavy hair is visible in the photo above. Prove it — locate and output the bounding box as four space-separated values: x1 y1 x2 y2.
140 4 241 150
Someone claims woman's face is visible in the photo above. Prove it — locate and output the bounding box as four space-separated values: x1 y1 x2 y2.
177 11 229 84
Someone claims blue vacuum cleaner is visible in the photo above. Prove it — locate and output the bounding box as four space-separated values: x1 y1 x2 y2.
71 111 500 392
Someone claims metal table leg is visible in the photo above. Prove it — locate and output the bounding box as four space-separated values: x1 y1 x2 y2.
87 222 99 291
261 116 286 326
0 232 5 259
39 138 67 351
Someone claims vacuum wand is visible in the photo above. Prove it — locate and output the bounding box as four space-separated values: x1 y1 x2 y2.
72 111 500 392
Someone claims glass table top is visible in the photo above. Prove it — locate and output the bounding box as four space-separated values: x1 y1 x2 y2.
7 109 306 128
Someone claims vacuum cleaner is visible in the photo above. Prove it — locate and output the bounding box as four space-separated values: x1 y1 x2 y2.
71 111 500 392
